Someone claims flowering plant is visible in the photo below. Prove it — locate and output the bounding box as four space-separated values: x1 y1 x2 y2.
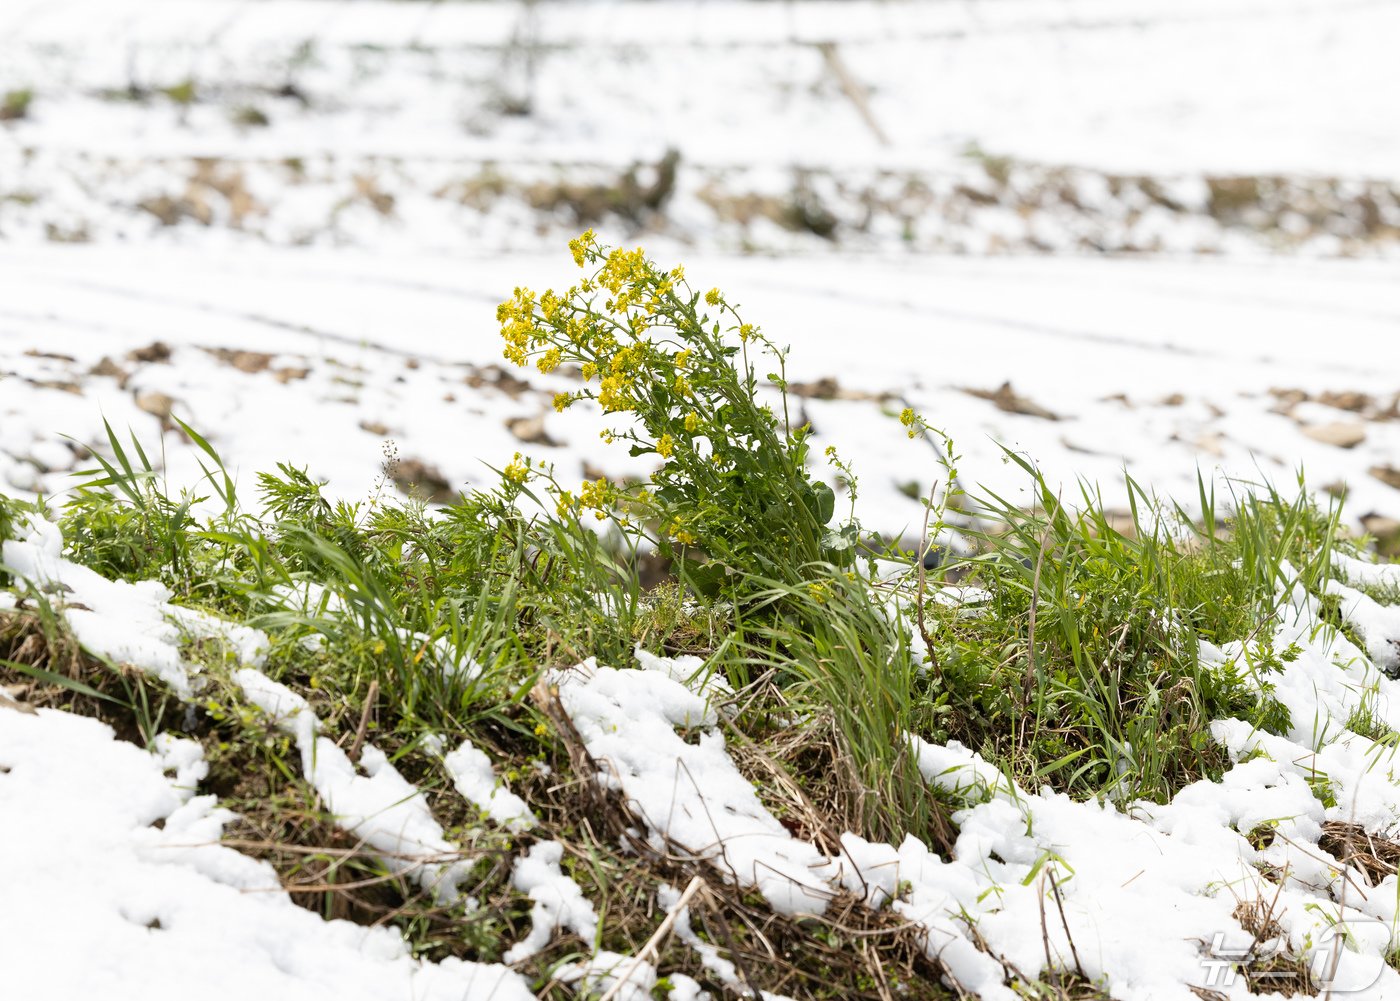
497 232 859 593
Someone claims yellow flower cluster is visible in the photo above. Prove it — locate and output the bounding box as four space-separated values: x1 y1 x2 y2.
537 347 562 374
503 452 530 485
578 476 611 520
900 407 919 439
598 246 649 297
656 434 675 459
498 286 542 367
668 517 696 546
568 229 596 267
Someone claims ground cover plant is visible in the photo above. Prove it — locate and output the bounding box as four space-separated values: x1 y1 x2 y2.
4 237 1400 999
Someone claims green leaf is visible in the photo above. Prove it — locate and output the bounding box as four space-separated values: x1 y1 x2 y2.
809 481 836 526
677 557 727 598
1 657 124 704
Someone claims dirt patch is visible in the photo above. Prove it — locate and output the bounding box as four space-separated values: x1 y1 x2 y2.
390 457 455 504
1371 466 1400 491
505 414 561 448
128 341 173 364
788 377 890 402
963 381 1061 420
463 364 533 399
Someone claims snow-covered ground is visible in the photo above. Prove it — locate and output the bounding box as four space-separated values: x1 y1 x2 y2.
3 1 1400 997
2 244 1397 540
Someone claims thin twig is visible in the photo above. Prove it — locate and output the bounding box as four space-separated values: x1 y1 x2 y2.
597 876 705 1001
1047 866 1086 981
347 679 378 762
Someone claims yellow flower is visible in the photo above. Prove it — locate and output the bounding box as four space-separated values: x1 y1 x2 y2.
579 477 610 512
555 491 575 517
553 392 572 412
674 349 691 369
656 434 675 459
568 229 596 267
534 721 550 737
581 361 597 380
598 374 631 412
537 348 562 374
684 412 700 433
738 323 754 341
504 452 529 485
705 288 721 306
900 408 916 427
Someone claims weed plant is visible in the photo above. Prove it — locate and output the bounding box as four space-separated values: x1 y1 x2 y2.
1 237 1382 852
3 236 1396 997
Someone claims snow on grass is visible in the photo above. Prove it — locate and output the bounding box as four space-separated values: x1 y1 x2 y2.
235 667 474 905
552 653 835 917
443 737 538 834
503 839 599 964
657 881 795 1001
0 706 532 1001
556 950 657 1001
5 481 1400 995
1 514 267 696
2 513 477 905
547 612 1400 1000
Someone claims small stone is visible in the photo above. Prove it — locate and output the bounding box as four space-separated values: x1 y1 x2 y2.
1301 422 1366 449
1371 465 1400 490
964 381 1060 420
506 415 562 447
205 348 273 374
1362 514 1400 558
135 391 175 424
89 356 130 385
1317 390 1372 413
128 341 172 364
390 458 453 503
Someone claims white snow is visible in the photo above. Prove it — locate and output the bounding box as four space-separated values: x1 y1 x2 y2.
1 514 268 696
236 667 473 904
551 653 835 917
503 839 599 963
0 705 533 1001
557 950 657 1001
443 737 538 834
546 607 1400 1000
